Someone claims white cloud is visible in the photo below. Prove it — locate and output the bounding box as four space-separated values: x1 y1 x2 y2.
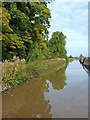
47 2 88 56
55 0 89 2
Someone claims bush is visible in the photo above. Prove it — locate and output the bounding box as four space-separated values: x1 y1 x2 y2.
2 56 67 91
2 56 27 89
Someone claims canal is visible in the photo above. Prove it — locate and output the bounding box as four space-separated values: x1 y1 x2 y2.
2 60 88 118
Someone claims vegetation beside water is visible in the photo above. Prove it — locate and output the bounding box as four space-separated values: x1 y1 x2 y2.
1 57 66 91
2 2 67 61
1 2 69 91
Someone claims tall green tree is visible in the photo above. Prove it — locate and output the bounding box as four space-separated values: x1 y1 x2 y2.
2 2 51 60
2 6 24 60
49 31 67 58
79 54 84 58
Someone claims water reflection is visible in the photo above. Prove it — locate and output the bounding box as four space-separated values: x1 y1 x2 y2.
45 65 67 90
2 61 88 118
2 64 67 118
2 77 52 118
44 60 88 118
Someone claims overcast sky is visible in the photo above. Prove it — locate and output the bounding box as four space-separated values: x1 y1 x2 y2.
47 1 88 57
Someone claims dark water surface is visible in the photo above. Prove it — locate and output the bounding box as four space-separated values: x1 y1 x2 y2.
2 60 88 118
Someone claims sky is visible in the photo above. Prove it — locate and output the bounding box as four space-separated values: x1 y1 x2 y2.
47 1 88 57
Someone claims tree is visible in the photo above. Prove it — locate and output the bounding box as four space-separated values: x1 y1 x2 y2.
2 2 51 60
69 55 73 58
2 6 24 60
79 54 83 58
48 31 67 58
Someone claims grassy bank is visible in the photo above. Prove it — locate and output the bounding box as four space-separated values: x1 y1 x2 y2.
1 57 66 91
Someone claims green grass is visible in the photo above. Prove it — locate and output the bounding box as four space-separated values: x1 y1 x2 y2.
1 57 66 91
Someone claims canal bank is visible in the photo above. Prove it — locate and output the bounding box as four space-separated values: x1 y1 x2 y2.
1 58 67 91
2 60 88 118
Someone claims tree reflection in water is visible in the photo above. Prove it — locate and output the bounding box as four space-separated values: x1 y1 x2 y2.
2 64 67 118
45 65 67 90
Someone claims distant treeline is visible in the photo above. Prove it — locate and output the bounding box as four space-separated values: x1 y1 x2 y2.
2 2 67 61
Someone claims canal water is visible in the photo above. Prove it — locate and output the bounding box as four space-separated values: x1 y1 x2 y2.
2 60 88 118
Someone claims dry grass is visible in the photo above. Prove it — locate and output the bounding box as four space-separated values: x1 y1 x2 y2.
1 57 66 91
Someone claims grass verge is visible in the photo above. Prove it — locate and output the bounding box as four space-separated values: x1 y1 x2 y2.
1 57 66 91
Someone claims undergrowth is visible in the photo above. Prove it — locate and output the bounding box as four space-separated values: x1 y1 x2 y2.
1 57 66 91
